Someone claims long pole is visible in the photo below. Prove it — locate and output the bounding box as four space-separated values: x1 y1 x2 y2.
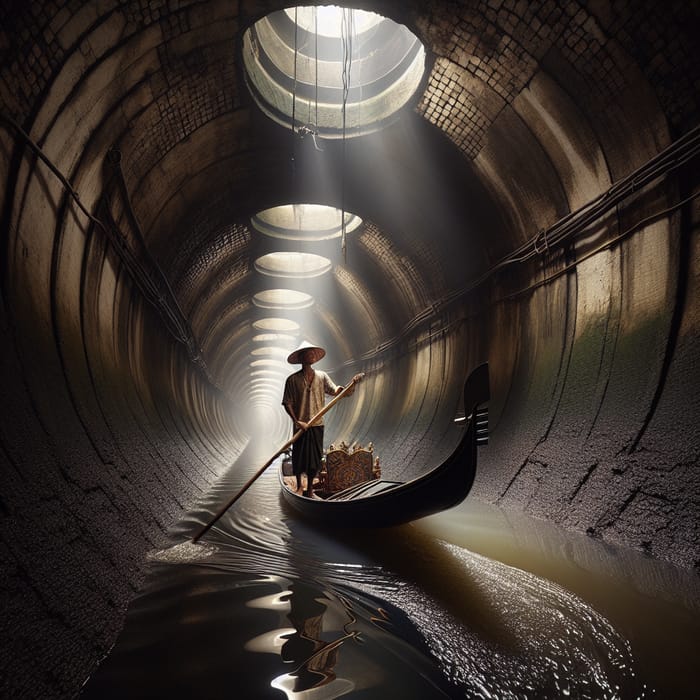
192 374 363 543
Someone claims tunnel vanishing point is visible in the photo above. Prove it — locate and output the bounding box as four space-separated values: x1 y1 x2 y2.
1 1 699 697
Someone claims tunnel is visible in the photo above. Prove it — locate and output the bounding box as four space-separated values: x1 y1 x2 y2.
1 1 698 697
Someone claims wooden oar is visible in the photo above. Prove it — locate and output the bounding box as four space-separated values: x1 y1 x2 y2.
192 373 364 542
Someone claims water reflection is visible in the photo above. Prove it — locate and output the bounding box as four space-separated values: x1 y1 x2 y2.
268 581 355 696
81 449 698 699
279 582 348 692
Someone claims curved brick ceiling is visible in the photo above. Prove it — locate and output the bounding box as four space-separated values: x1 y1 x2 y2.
1 0 698 463
1 3 699 695
2 0 699 529
3 0 696 407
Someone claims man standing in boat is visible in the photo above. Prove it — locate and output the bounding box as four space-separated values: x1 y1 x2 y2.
282 342 355 498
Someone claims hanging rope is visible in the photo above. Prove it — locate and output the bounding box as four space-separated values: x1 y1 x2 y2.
304 5 323 151
340 8 354 262
315 6 319 133
290 6 299 187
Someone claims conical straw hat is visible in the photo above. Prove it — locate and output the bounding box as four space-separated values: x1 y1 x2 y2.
287 341 326 365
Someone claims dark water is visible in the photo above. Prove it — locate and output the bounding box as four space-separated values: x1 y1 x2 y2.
81 446 699 698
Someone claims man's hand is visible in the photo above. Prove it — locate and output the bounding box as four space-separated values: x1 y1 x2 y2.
296 420 310 431
341 372 365 397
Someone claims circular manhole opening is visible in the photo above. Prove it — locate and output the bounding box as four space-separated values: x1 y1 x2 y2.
243 5 426 138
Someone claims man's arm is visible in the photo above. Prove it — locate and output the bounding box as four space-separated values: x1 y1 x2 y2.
282 377 305 429
282 399 309 431
331 372 363 396
282 401 296 422
322 371 343 397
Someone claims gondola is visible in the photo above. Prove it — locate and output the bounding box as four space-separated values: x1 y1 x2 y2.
279 362 490 528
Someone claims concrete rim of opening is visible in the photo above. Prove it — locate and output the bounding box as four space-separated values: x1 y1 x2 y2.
242 5 426 138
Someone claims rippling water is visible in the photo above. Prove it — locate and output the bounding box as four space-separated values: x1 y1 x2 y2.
81 447 697 699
